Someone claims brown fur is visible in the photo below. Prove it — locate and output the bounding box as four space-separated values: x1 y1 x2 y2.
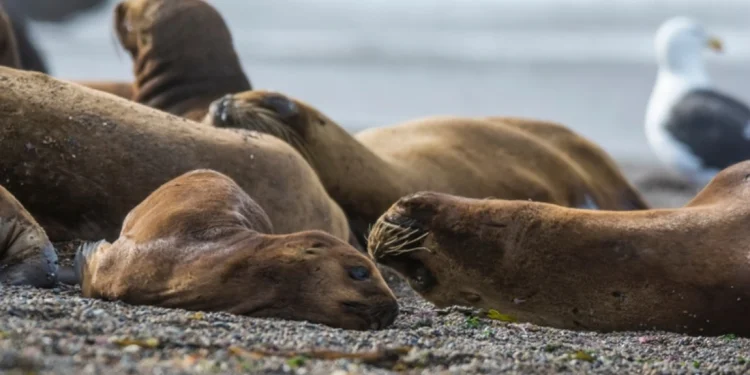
0 66 350 247
76 169 397 330
114 0 251 121
206 90 649 242
73 80 134 100
484 117 648 210
0 184 58 287
368 160 750 336
0 2 21 68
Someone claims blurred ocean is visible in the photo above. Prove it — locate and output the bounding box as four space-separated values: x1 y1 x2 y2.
26 0 750 163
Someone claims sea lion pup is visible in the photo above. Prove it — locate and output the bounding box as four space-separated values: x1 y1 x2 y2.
0 66 350 248
70 169 398 330
72 80 134 100
0 1 21 68
0 184 58 288
367 160 750 337
114 0 251 121
206 90 649 242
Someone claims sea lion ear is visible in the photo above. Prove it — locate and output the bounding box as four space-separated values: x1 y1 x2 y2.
261 95 299 119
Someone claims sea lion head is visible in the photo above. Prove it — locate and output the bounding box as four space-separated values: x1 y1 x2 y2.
115 0 231 59
252 230 400 330
367 191 528 311
0 186 58 288
114 0 250 116
0 2 21 68
205 90 327 164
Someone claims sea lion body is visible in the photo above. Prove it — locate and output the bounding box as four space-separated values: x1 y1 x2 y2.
115 0 251 121
368 160 750 336
0 66 350 246
207 90 648 241
0 184 57 287
77 169 398 330
484 117 648 210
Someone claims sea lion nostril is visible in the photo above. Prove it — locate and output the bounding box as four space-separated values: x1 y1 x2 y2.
384 213 425 231
389 197 438 229
210 96 233 124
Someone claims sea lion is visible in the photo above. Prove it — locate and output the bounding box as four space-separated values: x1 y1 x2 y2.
73 80 134 100
0 66 351 248
484 116 648 210
0 184 58 288
114 0 251 121
0 1 21 68
206 90 649 242
367 160 750 336
70 169 398 330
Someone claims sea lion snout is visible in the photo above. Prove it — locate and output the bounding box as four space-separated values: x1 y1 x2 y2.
341 298 399 330
208 94 234 125
385 191 446 229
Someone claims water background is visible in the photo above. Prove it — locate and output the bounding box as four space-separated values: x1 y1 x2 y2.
26 0 750 163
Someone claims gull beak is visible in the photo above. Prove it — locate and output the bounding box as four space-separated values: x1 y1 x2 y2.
707 36 723 53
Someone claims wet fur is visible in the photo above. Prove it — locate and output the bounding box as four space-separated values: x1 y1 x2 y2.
0 66 351 247
115 0 251 121
369 160 750 336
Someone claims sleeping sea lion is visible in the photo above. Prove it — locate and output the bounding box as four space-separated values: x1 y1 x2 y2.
368 160 750 336
0 66 351 248
70 169 398 330
0 184 58 287
114 0 251 121
205 90 649 243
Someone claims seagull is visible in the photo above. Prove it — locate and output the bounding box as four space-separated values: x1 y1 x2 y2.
645 16 750 188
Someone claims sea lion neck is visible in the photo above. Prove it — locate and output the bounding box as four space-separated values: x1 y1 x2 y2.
132 46 251 120
303 120 411 232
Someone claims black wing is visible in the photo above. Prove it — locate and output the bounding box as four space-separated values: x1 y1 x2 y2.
664 88 750 170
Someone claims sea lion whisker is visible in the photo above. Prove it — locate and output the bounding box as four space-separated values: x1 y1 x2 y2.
382 231 419 249
380 245 433 257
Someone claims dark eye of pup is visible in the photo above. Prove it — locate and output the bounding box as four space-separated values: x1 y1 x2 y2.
348 266 370 281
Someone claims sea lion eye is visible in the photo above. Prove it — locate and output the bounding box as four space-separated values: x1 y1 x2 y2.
414 268 427 286
408 265 437 292
348 266 370 281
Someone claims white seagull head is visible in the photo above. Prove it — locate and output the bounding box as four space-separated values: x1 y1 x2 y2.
655 16 723 77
